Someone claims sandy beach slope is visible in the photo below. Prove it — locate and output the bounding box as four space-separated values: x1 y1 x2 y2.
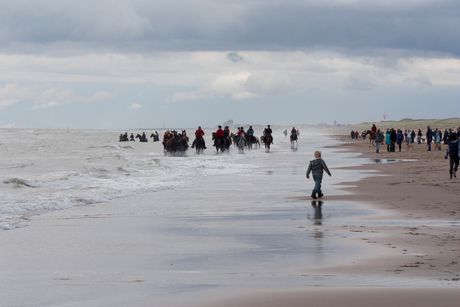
303 135 460 280
188 134 460 307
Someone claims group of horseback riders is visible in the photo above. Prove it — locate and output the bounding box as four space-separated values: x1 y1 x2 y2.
119 131 159 142
162 130 189 153
121 124 275 154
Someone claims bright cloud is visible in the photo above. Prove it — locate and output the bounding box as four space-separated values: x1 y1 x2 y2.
1 52 459 105
0 83 36 108
128 103 142 109
0 122 16 128
0 83 115 109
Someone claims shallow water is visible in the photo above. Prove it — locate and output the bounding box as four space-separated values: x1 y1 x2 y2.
0 128 372 231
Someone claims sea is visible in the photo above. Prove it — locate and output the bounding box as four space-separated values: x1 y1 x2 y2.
0 127 369 232
0 127 365 231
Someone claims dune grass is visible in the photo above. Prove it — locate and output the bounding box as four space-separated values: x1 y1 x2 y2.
350 118 460 131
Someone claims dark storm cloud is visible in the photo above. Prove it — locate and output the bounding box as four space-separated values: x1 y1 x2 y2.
1 0 459 57
226 52 245 63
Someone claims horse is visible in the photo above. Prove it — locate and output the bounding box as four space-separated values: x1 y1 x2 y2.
262 134 273 151
230 133 237 147
194 136 206 154
237 135 245 152
181 130 189 143
212 132 230 153
164 138 177 154
136 134 148 142
119 133 129 142
246 134 254 150
290 133 298 149
150 133 159 142
253 136 261 148
175 134 189 154
364 130 376 147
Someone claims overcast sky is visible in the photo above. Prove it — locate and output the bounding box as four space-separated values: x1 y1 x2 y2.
1 0 459 129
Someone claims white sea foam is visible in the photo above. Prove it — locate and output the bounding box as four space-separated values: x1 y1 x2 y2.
0 128 266 230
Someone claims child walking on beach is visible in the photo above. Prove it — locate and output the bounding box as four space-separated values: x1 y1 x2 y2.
306 151 332 199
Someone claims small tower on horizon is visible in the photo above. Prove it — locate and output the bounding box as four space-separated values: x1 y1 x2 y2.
383 113 388 121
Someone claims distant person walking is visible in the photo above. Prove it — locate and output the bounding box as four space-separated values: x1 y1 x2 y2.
386 129 391 152
390 129 396 152
396 129 404 152
446 133 459 179
375 129 384 153
426 126 433 151
306 151 332 199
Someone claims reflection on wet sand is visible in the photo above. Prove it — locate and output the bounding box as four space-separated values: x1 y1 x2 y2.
311 200 324 260
308 200 323 225
312 200 323 225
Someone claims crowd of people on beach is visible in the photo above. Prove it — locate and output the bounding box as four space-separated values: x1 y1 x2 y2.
352 124 460 179
351 124 460 152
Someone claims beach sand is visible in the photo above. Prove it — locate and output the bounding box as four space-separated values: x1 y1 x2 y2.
185 135 460 307
1 133 459 306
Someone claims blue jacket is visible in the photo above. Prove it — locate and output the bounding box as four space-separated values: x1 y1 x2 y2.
396 132 404 143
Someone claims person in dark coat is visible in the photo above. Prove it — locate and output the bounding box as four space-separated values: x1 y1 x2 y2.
426 126 433 151
446 133 459 179
390 129 397 152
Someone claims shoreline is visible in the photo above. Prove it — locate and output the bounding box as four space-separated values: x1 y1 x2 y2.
187 134 460 307
291 135 460 280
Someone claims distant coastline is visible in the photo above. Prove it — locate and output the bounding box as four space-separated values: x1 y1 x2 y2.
348 117 460 131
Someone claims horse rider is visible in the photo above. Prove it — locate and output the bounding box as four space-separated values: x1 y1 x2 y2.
119 134 123 142
247 126 255 142
214 125 225 146
236 127 247 144
264 125 273 144
123 132 128 141
371 124 377 133
224 126 232 145
291 127 296 135
173 130 181 141
130 133 135 141
162 130 171 148
141 132 147 142
191 126 207 149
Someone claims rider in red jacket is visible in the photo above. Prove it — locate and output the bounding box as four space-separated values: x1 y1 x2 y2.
196 127 205 137
191 126 206 149
216 126 225 138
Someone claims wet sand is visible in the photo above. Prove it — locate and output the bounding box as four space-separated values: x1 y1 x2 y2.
186 134 460 306
1 132 459 306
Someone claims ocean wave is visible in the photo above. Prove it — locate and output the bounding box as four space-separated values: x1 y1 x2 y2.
0 129 279 232
3 178 38 188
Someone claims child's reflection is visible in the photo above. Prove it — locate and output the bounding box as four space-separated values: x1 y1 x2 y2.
311 200 323 225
